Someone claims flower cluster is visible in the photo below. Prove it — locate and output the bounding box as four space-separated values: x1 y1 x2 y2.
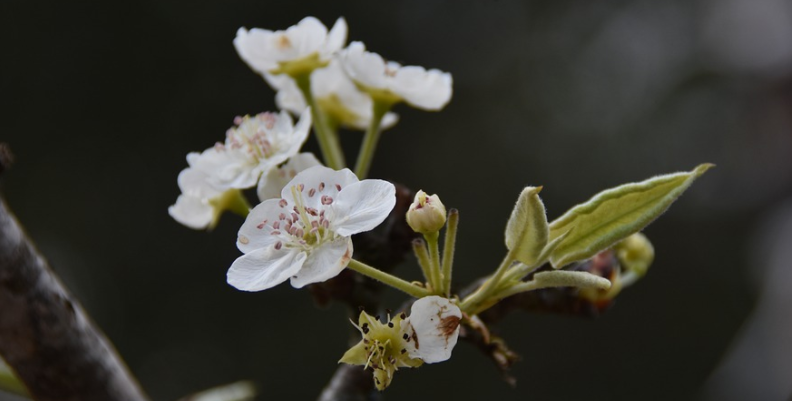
169 110 311 230
169 14 710 395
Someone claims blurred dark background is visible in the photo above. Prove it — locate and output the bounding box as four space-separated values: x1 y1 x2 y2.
1 0 791 400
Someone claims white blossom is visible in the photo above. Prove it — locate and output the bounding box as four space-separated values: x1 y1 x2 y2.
191 109 311 190
340 296 462 390
234 17 347 76
169 165 224 230
263 60 399 130
169 155 249 230
340 41 453 110
228 166 396 291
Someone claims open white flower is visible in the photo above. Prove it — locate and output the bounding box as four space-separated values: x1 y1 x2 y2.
191 109 311 190
169 156 249 230
234 17 347 77
340 296 462 390
257 152 322 201
340 41 453 111
228 165 396 291
263 60 399 130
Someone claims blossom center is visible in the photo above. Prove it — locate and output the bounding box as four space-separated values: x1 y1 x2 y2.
355 313 417 390
253 180 348 251
222 114 279 162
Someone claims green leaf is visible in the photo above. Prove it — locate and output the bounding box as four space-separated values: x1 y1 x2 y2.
548 163 713 268
504 186 548 266
533 270 612 290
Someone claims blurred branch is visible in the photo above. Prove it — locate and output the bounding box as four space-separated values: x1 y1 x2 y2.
0 144 148 401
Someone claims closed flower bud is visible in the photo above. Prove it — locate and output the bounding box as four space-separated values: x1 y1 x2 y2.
614 232 654 277
406 190 447 234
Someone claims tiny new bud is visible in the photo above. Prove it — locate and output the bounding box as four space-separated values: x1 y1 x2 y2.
406 190 447 234
614 232 654 277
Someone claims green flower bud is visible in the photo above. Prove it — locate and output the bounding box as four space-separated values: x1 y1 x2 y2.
614 232 654 277
406 190 447 234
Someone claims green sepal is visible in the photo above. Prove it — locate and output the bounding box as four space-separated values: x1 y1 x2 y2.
338 340 368 365
547 164 713 268
272 53 329 78
504 186 548 267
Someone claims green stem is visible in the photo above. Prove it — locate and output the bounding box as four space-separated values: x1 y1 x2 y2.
353 100 392 178
459 251 517 314
227 189 251 217
441 209 459 296
412 238 434 290
347 258 430 298
294 73 346 169
424 231 443 295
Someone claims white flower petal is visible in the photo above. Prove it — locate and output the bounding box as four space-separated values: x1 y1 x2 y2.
177 167 222 198
257 152 323 202
233 28 279 74
290 237 352 288
280 166 358 210
264 73 306 114
332 179 396 237
407 296 461 363
236 199 283 253
274 108 312 166
227 247 307 291
290 17 327 58
168 194 214 230
341 42 389 89
393 66 453 111
323 17 348 56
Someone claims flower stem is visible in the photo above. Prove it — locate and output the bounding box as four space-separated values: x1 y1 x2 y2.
294 73 346 170
459 251 517 314
441 209 459 296
412 238 435 290
226 189 251 217
354 100 392 179
347 258 430 298
424 231 443 295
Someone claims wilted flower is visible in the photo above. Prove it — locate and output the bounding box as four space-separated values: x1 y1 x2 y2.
340 296 462 390
227 166 396 291
191 109 311 190
340 41 453 110
234 17 347 77
263 60 399 130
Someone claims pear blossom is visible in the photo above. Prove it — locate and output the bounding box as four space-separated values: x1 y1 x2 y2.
339 296 462 390
234 17 347 77
340 41 453 110
191 109 311 190
262 60 399 130
257 152 323 201
228 166 396 291
169 166 224 230
169 155 250 230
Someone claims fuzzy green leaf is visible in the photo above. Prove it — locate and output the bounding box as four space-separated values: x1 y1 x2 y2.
533 270 612 290
548 164 713 268
504 186 548 266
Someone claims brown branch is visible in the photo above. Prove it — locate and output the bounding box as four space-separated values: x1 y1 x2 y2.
0 148 148 401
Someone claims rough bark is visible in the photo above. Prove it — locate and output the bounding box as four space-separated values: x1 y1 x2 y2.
0 148 148 401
